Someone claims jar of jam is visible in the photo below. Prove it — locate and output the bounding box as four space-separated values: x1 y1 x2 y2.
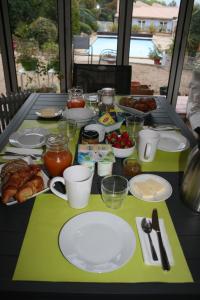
123 158 141 177
43 134 73 177
81 130 99 144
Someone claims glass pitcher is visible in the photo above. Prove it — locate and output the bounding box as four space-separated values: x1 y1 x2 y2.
67 87 85 108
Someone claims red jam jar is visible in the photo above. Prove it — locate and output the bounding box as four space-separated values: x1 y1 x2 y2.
43 134 72 177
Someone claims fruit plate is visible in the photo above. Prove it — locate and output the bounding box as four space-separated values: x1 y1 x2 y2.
0 157 49 206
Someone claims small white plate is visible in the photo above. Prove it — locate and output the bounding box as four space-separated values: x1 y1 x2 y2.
0 157 49 206
9 128 49 149
157 131 189 152
36 107 63 119
129 174 172 202
59 211 136 273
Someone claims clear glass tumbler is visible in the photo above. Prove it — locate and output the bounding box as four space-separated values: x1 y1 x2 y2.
101 175 128 209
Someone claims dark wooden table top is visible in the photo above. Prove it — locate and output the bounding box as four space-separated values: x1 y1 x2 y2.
0 93 199 298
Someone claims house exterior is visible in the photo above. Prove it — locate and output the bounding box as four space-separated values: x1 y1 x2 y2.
115 1 179 33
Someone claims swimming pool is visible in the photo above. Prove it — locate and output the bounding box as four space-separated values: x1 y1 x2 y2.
91 36 155 58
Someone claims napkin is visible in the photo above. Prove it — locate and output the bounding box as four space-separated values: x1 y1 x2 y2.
136 217 174 266
5 147 43 155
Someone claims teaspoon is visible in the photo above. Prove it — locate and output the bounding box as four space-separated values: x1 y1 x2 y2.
141 218 158 261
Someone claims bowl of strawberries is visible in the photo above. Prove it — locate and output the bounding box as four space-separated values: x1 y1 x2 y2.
106 131 135 158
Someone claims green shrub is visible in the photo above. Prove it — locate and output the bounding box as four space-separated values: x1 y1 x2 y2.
29 17 57 48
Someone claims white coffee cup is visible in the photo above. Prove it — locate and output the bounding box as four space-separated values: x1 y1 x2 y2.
50 165 93 209
138 129 160 162
84 124 105 142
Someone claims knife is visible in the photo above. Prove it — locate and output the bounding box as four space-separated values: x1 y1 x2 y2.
152 209 170 271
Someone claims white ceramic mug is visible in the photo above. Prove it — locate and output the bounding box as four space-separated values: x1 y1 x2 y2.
138 129 160 162
50 165 93 209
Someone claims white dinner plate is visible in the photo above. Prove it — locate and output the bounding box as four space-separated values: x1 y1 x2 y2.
157 130 189 152
129 174 172 202
9 128 49 148
36 107 63 119
58 211 136 273
0 157 49 206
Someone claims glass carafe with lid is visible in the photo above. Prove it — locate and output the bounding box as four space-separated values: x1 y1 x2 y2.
43 134 72 177
181 142 200 212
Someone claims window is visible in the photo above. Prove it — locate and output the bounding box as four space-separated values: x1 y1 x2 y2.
71 0 119 66
177 0 200 116
8 0 60 92
129 1 180 96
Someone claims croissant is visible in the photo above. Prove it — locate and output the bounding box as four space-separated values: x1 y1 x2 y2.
1 165 42 204
15 173 44 203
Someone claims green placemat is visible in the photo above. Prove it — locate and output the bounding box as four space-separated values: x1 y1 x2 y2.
129 148 190 172
0 120 79 163
13 194 193 283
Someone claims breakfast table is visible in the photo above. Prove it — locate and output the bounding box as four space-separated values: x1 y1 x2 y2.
0 93 200 297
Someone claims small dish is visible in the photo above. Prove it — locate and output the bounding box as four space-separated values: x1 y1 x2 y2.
157 131 190 152
36 107 63 119
112 145 135 158
9 128 49 149
63 108 96 127
129 174 172 202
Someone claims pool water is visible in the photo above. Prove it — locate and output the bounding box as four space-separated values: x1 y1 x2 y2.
91 36 155 58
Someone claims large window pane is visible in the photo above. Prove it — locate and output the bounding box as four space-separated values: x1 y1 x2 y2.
8 0 60 92
128 1 180 96
72 0 118 65
177 0 200 117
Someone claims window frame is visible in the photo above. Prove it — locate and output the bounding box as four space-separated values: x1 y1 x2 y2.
0 0 195 110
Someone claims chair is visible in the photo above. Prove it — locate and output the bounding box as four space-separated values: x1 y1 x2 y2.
0 91 30 133
99 49 117 64
73 64 132 95
73 35 93 64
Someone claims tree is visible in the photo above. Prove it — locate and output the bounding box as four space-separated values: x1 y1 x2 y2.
29 17 57 48
72 0 80 35
187 4 200 57
168 1 177 7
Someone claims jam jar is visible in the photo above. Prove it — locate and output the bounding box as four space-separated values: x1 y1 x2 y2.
81 130 99 144
43 134 72 177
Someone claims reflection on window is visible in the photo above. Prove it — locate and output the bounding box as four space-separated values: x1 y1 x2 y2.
177 1 200 117
72 0 118 65
129 1 179 96
8 0 60 92
0 52 6 94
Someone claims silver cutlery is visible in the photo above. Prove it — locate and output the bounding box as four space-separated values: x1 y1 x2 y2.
0 152 41 160
152 209 170 271
141 218 158 261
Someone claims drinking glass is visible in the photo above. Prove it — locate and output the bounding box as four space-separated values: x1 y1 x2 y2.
126 115 144 140
101 175 128 209
58 119 77 140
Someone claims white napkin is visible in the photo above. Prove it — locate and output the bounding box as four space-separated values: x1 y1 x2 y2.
5 147 43 155
136 217 174 266
2 147 43 160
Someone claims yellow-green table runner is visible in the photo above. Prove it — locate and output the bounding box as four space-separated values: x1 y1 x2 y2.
1 120 190 172
13 194 193 283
